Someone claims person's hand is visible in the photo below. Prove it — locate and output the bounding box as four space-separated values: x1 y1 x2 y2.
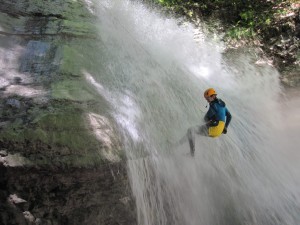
223 127 227 134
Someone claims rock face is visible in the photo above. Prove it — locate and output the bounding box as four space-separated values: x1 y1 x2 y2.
0 163 136 225
260 3 300 87
219 3 300 87
0 0 136 224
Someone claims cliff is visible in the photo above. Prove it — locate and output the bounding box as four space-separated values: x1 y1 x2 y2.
0 0 136 224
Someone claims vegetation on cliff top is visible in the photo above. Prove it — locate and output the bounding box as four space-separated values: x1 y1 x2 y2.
155 0 299 40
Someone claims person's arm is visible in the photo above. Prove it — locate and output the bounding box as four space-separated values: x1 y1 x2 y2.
225 109 232 128
223 108 232 134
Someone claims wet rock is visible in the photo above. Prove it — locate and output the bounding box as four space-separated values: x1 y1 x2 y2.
14 77 22 84
0 77 10 89
35 218 42 225
0 0 135 224
0 150 8 157
6 98 21 108
119 196 131 205
0 164 136 225
8 193 27 205
23 211 35 223
19 41 61 82
281 65 300 87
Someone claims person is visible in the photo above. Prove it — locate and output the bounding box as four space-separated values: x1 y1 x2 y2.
186 88 232 156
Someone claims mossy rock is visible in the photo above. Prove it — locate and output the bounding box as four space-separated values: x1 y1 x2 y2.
0 99 116 166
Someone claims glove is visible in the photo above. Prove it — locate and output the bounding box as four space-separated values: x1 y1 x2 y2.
222 127 227 134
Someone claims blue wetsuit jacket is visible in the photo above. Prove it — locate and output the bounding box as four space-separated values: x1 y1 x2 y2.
204 98 232 128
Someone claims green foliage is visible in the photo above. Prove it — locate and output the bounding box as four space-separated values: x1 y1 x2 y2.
154 0 290 41
226 26 255 39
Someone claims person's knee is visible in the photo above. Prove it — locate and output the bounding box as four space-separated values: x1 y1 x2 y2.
196 125 208 136
187 127 194 139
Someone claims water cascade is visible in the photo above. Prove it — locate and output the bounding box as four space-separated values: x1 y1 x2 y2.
86 1 300 224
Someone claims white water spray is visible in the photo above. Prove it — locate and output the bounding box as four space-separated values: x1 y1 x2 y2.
89 0 300 224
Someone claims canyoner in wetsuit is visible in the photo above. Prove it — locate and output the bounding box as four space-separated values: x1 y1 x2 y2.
186 88 232 156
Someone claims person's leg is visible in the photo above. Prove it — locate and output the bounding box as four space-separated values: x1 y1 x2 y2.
187 124 208 156
187 127 195 156
195 124 209 136
176 127 196 154
175 124 208 156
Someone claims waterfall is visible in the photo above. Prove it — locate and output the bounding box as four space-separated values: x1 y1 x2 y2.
88 0 300 224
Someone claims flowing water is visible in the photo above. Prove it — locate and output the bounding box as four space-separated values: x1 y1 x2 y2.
87 0 300 224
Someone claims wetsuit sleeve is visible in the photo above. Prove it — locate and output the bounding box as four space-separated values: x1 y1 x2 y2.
225 108 232 128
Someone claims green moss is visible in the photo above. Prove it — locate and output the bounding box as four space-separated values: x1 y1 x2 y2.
61 20 96 37
27 0 93 20
60 45 83 75
0 99 105 165
51 79 96 101
0 12 26 33
35 112 96 150
52 43 102 101
31 128 48 142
